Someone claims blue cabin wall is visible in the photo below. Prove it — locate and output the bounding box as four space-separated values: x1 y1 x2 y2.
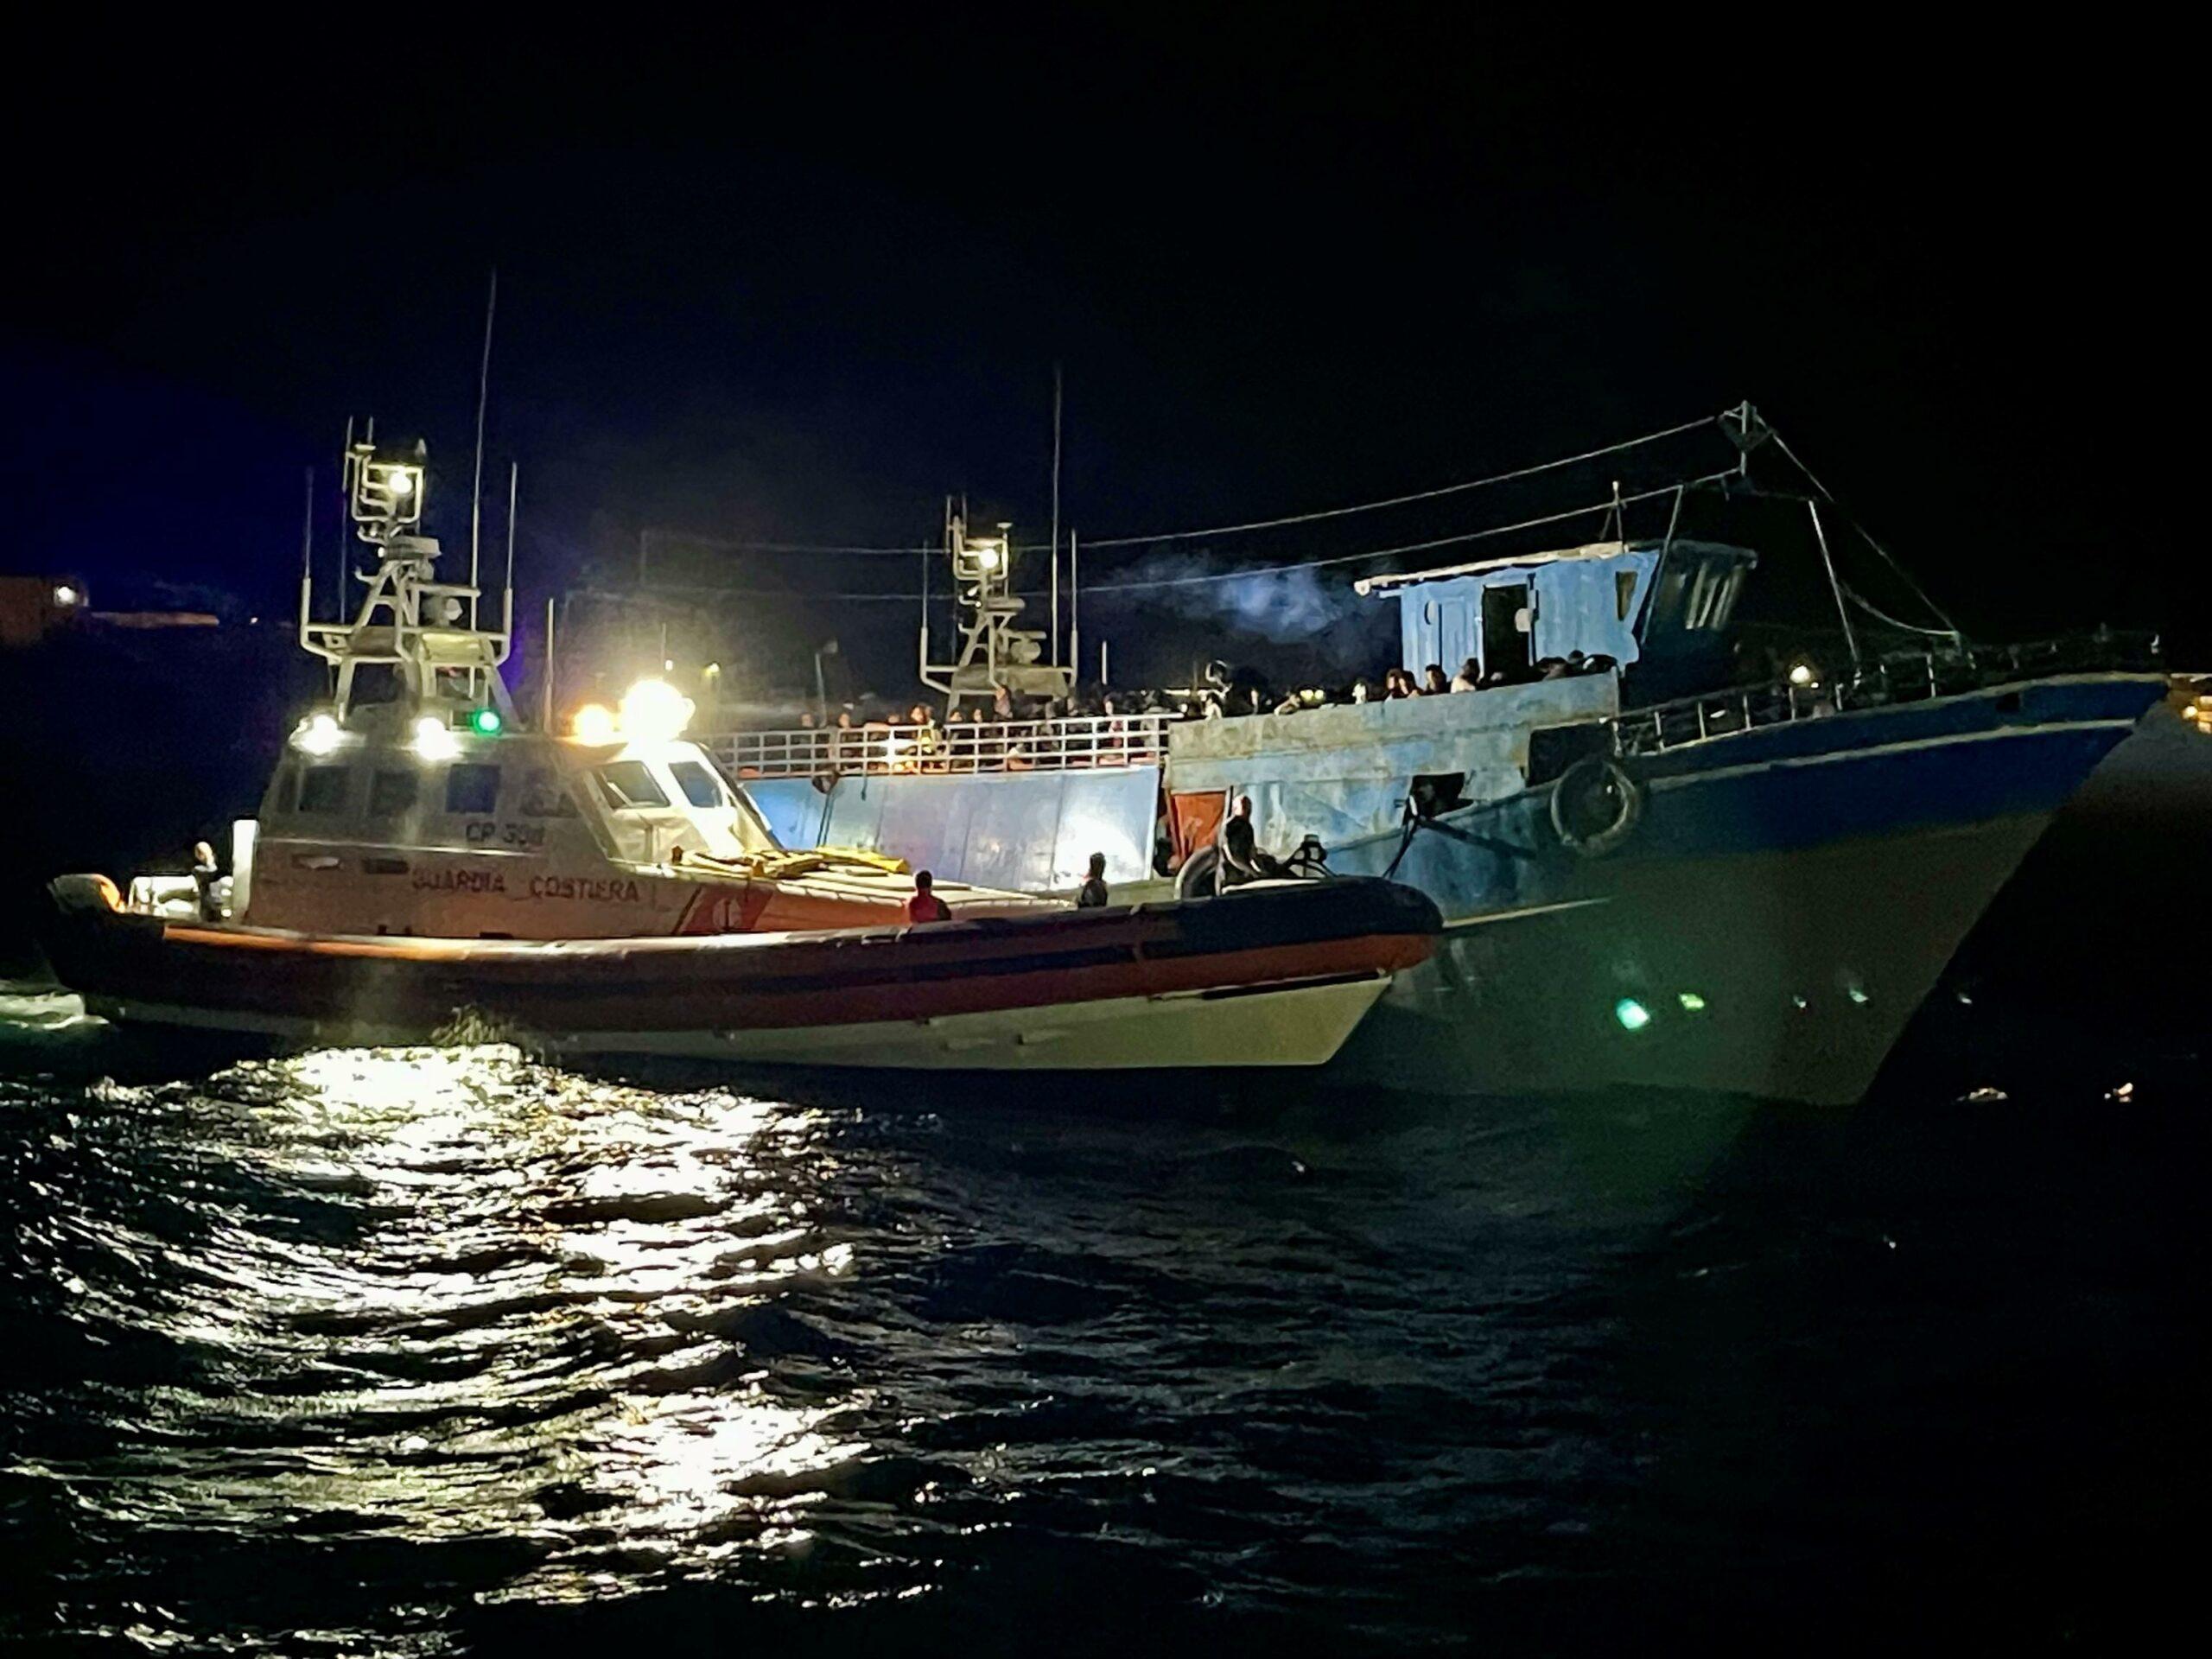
739 768 1162 892
1395 549 1659 674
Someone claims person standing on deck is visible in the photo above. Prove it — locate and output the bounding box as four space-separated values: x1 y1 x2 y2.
907 870 954 924
1218 797 1266 887
191 841 221 921
1077 852 1110 907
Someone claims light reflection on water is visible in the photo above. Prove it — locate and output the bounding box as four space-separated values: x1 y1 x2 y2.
8 1041 912 1638
3 999 2203 1653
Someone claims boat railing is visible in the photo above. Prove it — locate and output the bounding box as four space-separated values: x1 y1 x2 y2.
705 713 1177 778
1611 633 2162 757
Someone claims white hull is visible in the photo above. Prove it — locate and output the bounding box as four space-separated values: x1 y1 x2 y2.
83 972 1392 1071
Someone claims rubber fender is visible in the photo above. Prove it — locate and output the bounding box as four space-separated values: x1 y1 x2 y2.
1548 755 1643 856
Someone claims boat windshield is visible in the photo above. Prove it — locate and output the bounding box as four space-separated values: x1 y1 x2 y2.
668 760 726 809
595 760 670 809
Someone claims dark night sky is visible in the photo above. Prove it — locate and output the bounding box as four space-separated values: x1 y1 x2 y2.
3 14 2190 693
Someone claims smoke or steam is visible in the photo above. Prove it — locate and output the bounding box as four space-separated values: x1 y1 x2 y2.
1095 547 1363 644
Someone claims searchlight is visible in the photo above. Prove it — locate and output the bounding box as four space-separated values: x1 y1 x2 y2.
571 703 619 745
412 714 460 761
294 712 343 756
620 678 695 743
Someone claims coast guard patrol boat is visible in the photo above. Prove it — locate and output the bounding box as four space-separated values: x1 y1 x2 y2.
37 431 1441 1067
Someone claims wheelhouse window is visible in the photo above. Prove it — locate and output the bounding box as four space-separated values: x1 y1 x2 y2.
297 766 351 814
520 768 579 818
1684 561 1745 631
369 769 418 816
669 760 727 809
444 764 500 816
595 760 670 810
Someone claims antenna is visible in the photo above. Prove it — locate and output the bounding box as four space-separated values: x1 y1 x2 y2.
1050 363 1063 669
502 460 518 679
334 418 353 626
468 269 499 625
297 466 315 636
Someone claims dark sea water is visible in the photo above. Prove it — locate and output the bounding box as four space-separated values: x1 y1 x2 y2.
1 977 2203 1656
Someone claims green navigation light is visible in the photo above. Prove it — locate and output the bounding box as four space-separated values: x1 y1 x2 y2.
468 708 504 736
1614 997 1651 1032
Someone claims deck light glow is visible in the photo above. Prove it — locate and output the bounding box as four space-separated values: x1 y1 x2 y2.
1614 997 1651 1031
387 468 415 495
1677 991 1707 1012
412 714 459 760
571 703 618 745
52 584 79 607
620 678 695 742
468 707 504 736
1788 660 1816 686
295 712 342 755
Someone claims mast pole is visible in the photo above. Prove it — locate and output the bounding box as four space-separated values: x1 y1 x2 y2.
469 270 497 626
501 461 518 675
543 594 556 732
297 466 315 646
1050 362 1063 671
1070 528 1080 690
1808 500 1863 676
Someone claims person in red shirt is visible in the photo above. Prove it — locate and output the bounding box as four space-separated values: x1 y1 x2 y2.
907 869 954 924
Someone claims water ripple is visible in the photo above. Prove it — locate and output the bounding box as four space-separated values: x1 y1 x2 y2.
3 1005 2204 1653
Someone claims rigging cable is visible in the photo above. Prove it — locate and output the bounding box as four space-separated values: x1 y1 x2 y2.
1764 429 1961 638
623 411 1723 559
567 474 1732 605
1080 473 1736 592
1077 412 1720 547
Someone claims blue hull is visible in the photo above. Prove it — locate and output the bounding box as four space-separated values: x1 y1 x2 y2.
1325 674 2166 1103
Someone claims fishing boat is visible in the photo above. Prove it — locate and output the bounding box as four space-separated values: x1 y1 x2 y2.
702 405 2182 1104
35 429 1440 1067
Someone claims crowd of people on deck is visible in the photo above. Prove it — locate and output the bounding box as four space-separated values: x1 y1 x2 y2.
737 650 1624 777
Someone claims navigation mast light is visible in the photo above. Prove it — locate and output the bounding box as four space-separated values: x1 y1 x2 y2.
295 712 343 756
412 714 460 761
571 703 619 746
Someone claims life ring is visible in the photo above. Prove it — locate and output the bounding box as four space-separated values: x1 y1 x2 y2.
1549 755 1643 856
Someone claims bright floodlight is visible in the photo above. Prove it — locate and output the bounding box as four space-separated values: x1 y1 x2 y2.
412 714 460 761
295 712 342 756
387 468 415 495
620 677 696 743
974 543 1003 572
571 702 619 746
52 584 79 607
1787 660 1816 686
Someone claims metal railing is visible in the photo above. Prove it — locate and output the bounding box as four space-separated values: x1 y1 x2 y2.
1611 634 2163 758
704 714 1176 778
